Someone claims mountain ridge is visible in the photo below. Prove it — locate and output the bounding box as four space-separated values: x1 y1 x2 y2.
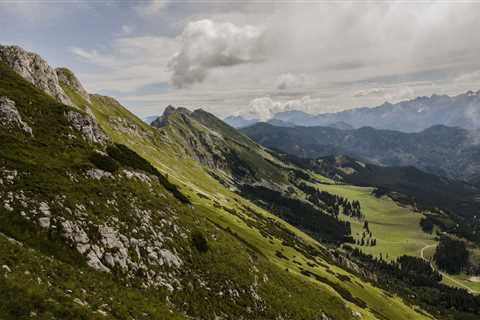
242 122 480 182
226 90 480 132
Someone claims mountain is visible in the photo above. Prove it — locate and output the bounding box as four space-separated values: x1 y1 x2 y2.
300 92 480 132
142 115 159 124
328 121 354 130
0 44 450 319
223 115 258 128
150 106 353 244
242 122 480 182
226 91 480 132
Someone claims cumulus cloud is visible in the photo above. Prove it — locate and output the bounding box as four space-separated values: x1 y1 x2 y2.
36 2 480 118
241 96 320 121
168 19 265 88
353 88 386 98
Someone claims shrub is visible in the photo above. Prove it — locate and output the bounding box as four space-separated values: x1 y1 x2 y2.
192 230 208 253
88 152 119 173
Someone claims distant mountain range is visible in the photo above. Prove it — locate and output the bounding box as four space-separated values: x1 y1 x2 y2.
242 122 480 183
226 90 480 132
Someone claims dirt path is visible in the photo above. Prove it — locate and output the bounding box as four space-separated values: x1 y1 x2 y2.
419 243 478 294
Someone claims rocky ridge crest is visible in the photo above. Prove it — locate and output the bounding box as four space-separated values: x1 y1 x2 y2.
0 45 73 106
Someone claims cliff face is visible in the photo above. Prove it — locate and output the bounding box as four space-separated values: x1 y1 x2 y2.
0 45 73 106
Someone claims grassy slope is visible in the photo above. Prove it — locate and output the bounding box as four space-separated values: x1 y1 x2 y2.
0 63 186 319
0 58 434 319
316 182 480 293
80 90 435 320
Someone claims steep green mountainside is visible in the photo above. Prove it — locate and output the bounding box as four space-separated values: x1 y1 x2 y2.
149 100 480 315
150 106 354 244
241 122 480 183
0 48 437 319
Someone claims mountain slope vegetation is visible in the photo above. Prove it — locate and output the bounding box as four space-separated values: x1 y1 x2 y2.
242 122 480 182
0 46 440 320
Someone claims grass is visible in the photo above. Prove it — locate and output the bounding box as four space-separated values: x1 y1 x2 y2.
0 61 436 319
316 183 436 259
85 89 435 320
316 182 480 295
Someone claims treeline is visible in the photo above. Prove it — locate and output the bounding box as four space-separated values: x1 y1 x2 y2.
343 246 480 319
297 182 363 219
239 184 353 244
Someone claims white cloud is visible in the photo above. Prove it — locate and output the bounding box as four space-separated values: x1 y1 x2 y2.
168 19 265 88
241 96 320 121
35 2 480 118
353 88 386 98
71 36 179 93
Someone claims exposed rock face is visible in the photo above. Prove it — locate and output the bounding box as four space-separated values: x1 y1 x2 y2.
0 45 73 106
56 67 91 103
151 105 191 128
65 110 108 145
0 96 33 135
109 116 149 138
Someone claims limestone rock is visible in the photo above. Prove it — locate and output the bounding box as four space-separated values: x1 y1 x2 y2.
56 67 91 103
0 97 33 135
65 110 108 145
0 45 73 106
86 169 113 180
38 217 51 229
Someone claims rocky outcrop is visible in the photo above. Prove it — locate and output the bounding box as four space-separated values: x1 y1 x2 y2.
0 45 73 106
151 105 191 128
56 67 91 103
65 110 108 145
0 96 33 135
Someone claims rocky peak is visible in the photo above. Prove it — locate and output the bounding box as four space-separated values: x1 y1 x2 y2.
56 67 91 103
0 45 73 107
151 105 192 128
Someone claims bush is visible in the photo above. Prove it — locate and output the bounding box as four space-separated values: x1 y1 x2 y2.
89 152 119 173
192 231 208 253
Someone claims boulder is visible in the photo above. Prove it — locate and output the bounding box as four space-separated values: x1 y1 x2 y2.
0 97 33 135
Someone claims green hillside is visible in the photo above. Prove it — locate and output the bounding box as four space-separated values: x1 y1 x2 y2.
0 53 438 320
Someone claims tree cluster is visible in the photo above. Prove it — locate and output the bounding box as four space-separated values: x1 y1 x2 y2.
297 182 363 219
343 246 480 319
433 236 469 274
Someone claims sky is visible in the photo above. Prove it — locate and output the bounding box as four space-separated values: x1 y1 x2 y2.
2 0 480 120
